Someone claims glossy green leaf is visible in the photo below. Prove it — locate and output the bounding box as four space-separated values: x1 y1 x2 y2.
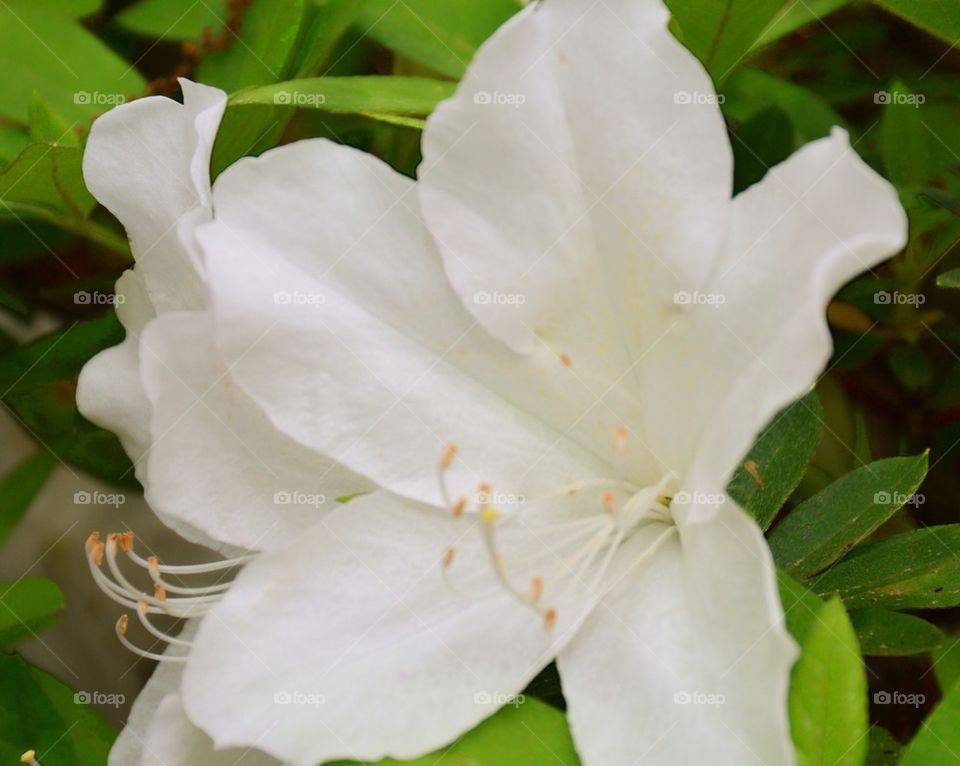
331 698 580 766
0 653 115 765
936 267 960 289
811 526 960 609
872 0 960 46
769 453 928 578
727 391 823 529
0 7 144 124
0 127 30 166
754 0 852 49
867 726 903 766
850 608 943 656
197 0 306 91
115 0 227 39
778 569 824 643
731 106 794 193
7 0 103 18
900 675 960 765
0 450 56 545
289 0 363 77
931 641 960 694
666 0 784 80
231 76 456 119
29 94 79 147
0 143 94 222
355 0 521 79
789 597 869 766
881 80 932 189
0 578 65 646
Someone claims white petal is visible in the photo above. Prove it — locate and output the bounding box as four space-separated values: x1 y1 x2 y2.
182 489 645 766
643 129 907 490
197 138 644 507
76 270 155 481
82 79 225 312
418 0 732 372
557 501 797 766
137 311 370 553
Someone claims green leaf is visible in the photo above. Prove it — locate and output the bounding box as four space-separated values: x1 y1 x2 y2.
197 0 306 91
231 76 457 120
0 286 29 319
0 127 30 166
6 0 103 18
727 391 823 530
0 578 65 646
115 0 227 39
789 597 869 766
29 94 79 147
811 526 960 609
355 0 520 79
872 0 960 46
769 453 929 578
330 698 580 766
0 143 94 221
753 0 852 49
936 267 960 289
900 675 960 765
0 316 123 395
0 7 144 124
778 569 824 644
289 0 364 77
666 0 785 81
731 106 794 193
867 726 903 766
850 608 943 656
889 345 932 391
881 81 932 190
0 450 56 546
0 653 115 765
931 641 960 694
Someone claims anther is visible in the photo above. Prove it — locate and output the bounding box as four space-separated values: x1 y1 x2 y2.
21 751 42 766
116 614 129 636
452 497 467 517
560 353 572 367
602 492 616 514
440 444 458 470
118 531 135 553
531 577 544 602
442 546 457 569
613 427 628 452
154 584 167 602
544 609 557 628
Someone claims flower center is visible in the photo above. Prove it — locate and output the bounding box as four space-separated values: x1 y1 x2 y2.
85 531 252 662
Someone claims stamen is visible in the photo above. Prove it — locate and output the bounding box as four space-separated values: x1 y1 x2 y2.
560 353 572 367
544 609 557 628
115 614 187 663
602 492 616 514
452 497 467 517
442 546 457 569
613 427 628 452
531 576 544 602
136 600 192 647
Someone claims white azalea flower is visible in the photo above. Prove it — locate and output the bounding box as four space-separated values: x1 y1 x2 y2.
80 0 906 764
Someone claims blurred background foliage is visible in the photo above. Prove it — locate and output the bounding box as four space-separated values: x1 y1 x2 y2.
4 0 960 764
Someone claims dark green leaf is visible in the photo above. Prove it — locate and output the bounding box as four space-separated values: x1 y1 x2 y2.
850 608 943 656
811 526 960 609
731 106 794 193
115 0 227 39
769 453 928 578
0 578 65 646
0 653 115 765
727 391 823 529
355 0 520 79
7 0 103 18
936 267 960 289
0 450 56 545
889 345 932 391
330 698 580 766
0 286 29 319
867 726 903 766
881 80 932 190
778 569 824 643
931 641 960 694
900 675 960 765
753 0 852 49
872 0 960 46
790 597 868 766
